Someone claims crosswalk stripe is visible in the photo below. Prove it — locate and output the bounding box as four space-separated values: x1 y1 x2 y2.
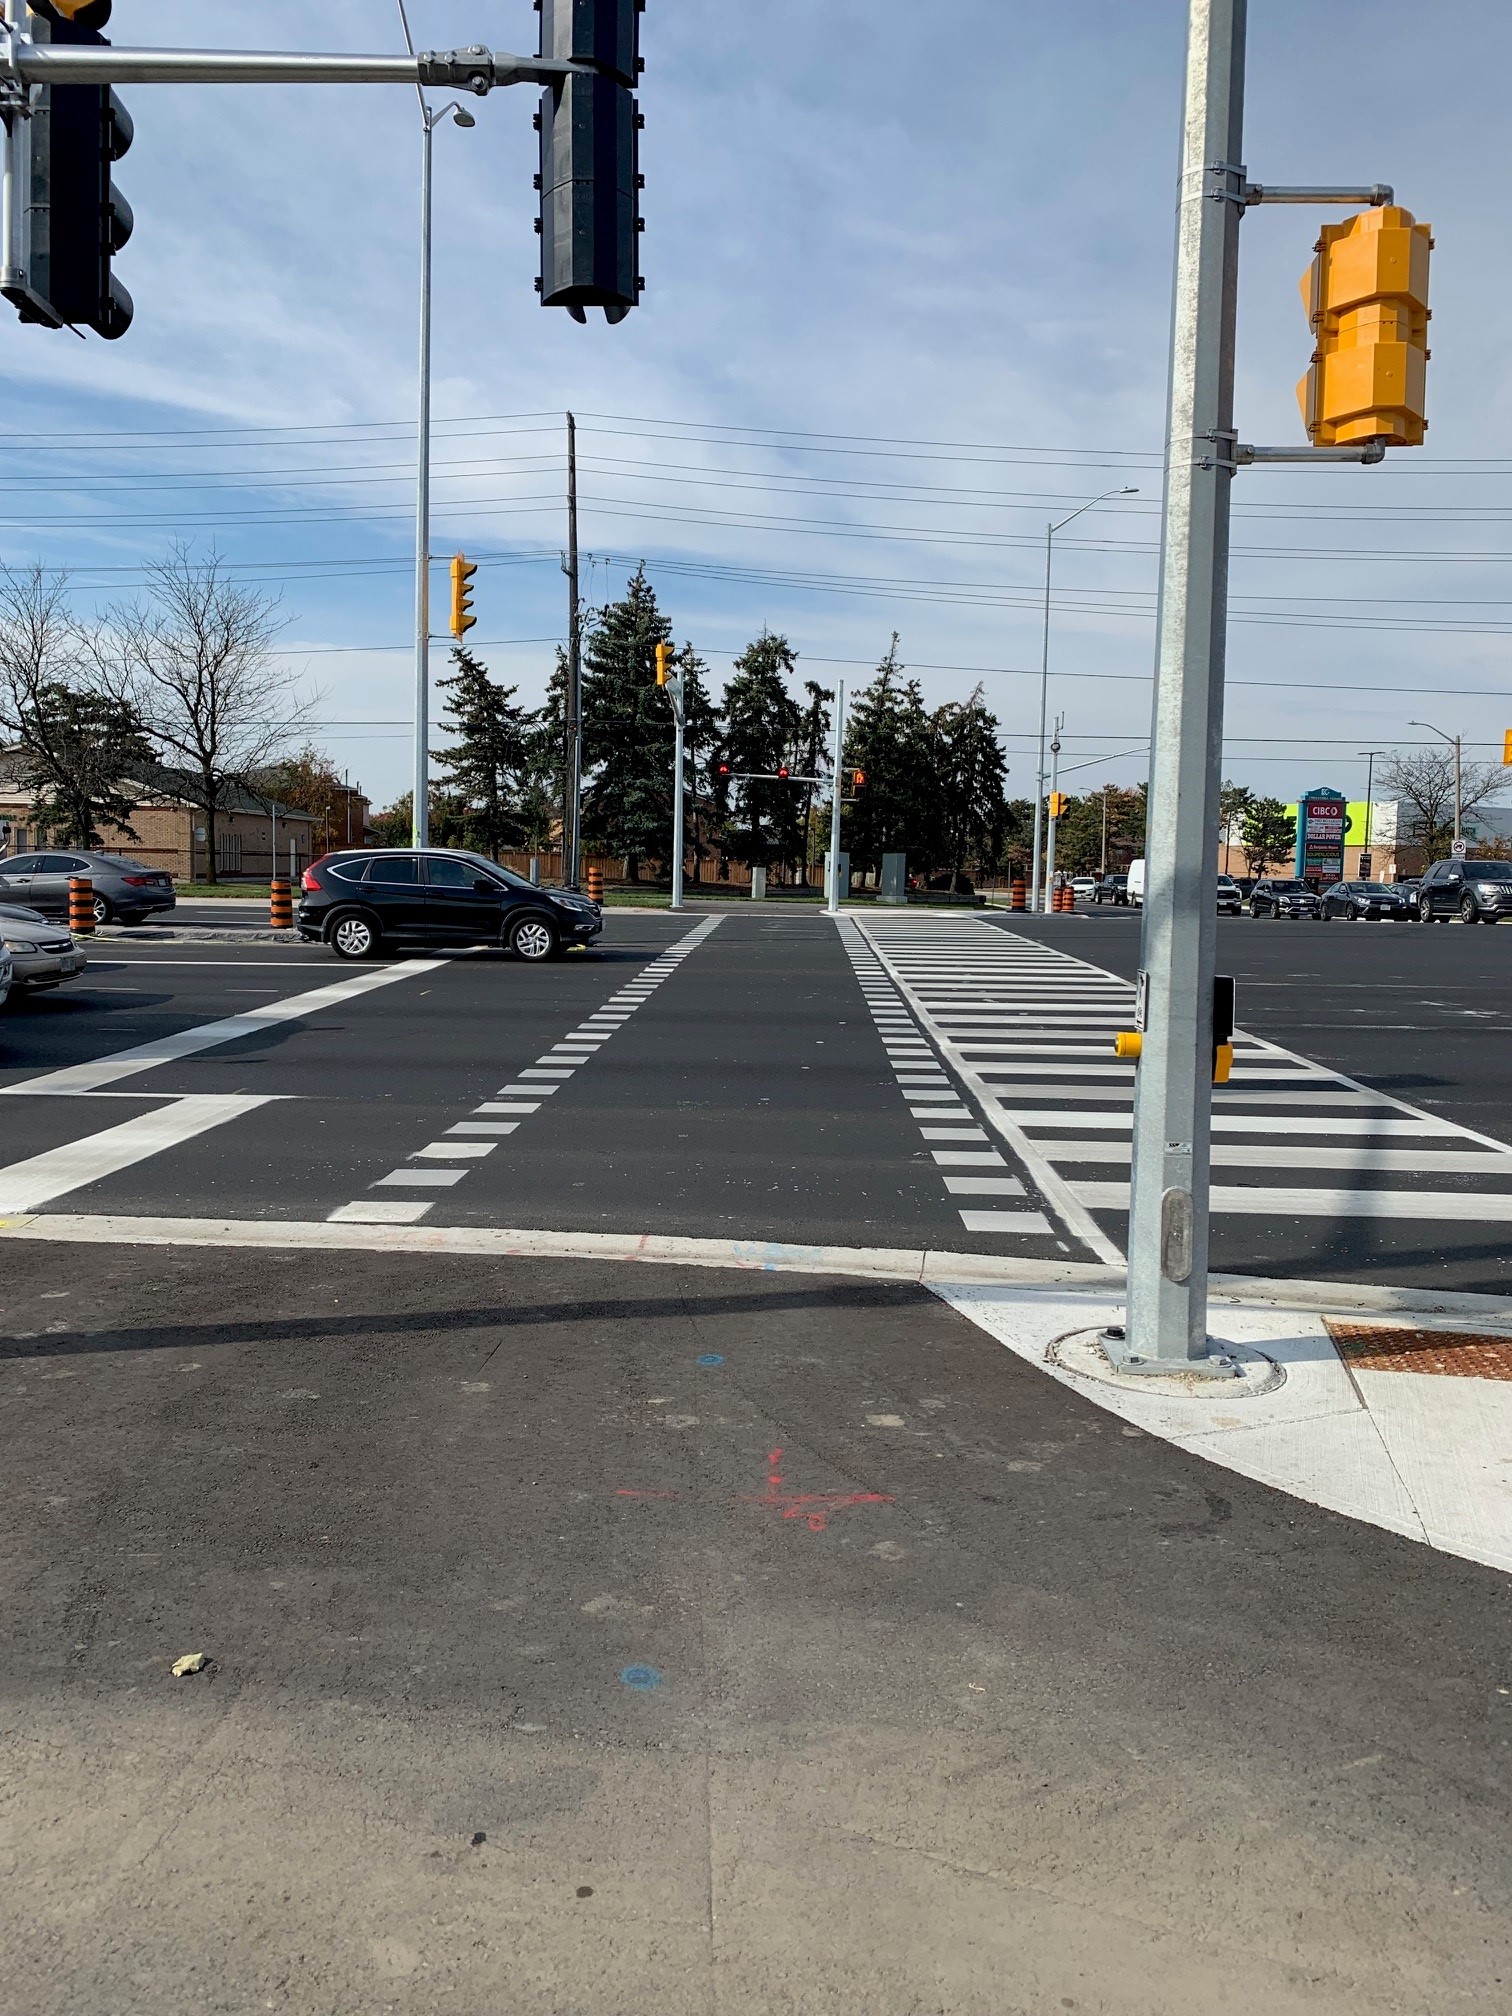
858 916 1512 1262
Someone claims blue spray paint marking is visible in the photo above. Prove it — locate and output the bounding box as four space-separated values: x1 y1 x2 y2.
620 1664 663 1691
696 1353 725 1368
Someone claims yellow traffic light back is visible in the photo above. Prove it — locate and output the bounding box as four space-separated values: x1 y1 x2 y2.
1297 205 1432 447
655 641 673 685
1048 791 1069 819
1504 728 1512 767
449 554 477 638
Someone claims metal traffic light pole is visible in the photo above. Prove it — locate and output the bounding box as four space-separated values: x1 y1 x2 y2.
1117 0 1406 1374
825 682 846 915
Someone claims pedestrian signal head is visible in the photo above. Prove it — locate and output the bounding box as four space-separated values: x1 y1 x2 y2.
716 761 731 778
777 764 790 778
655 641 673 685
852 769 865 788
449 554 477 637
1298 205 1432 447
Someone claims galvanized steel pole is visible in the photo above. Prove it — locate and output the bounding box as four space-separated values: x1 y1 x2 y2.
1119 0 1246 1371
826 682 846 914
564 412 584 888
411 108 435 848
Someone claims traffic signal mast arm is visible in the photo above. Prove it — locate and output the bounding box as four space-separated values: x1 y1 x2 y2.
3 42 591 92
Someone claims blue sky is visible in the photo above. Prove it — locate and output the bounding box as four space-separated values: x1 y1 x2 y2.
5 0 1510 813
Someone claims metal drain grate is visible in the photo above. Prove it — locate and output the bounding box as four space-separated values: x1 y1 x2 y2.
1327 1321 1512 1382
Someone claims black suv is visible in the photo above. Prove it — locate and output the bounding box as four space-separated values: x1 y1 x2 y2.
1250 877 1321 920
297 849 603 960
1415 857 1512 924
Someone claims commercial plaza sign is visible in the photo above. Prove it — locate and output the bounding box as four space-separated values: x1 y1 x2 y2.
1296 787 1348 882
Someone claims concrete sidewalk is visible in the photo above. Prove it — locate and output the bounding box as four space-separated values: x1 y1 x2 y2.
941 1281 1512 1578
2 1241 1508 2015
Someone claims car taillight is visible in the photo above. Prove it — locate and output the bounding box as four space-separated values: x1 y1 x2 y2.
122 874 153 887
302 868 325 892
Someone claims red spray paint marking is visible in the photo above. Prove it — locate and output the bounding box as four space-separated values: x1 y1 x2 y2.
745 1446 894 1534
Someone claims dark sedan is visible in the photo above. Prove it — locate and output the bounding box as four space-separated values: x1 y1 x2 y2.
1250 877 1321 920
0 848 175 925
1320 880 1414 921
297 848 603 960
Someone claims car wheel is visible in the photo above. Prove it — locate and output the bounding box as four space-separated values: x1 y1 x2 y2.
1460 894 1481 924
1417 896 1433 922
508 913 559 962
91 894 113 926
328 910 381 960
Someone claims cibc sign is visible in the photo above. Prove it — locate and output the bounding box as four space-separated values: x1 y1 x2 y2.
1296 787 1348 883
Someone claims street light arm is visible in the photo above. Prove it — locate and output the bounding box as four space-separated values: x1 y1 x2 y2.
1048 484 1138 538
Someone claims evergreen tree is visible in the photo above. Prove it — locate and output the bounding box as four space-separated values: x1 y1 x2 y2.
841 636 940 880
719 631 803 870
787 678 833 885
431 645 531 859
15 682 155 849
673 645 720 883
933 687 1008 890
580 567 675 879
1050 785 1146 876
1241 795 1297 874
520 648 570 855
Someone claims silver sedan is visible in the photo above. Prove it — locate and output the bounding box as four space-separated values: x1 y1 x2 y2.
0 903 88 994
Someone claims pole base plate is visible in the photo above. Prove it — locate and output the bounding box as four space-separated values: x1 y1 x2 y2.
1049 1326 1283 1397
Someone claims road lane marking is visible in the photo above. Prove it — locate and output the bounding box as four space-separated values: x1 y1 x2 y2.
0 1095 275 1212
328 1201 432 1224
374 1169 468 1187
6 960 442 1094
329 913 725 1225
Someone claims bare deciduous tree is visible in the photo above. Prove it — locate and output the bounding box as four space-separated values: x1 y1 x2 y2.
0 565 153 848
1381 746 1506 861
103 547 315 882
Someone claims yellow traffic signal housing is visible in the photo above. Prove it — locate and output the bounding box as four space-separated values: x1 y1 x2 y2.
655 641 673 685
1297 205 1432 447
1048 791 1069 819
449 554 477 637
1504 728 1512 767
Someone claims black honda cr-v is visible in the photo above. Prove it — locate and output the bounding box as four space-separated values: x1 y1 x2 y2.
297 848 602 960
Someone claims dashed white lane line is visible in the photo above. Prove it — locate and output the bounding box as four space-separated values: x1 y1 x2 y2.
330 916 724 1225
7 959 443 1095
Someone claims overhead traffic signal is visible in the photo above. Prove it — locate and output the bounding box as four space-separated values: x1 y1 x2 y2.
449 554 477 637
533 0 645 323
3 1 134 339
654 640 672 685
1298 205 1433 447
1503 728 1512 767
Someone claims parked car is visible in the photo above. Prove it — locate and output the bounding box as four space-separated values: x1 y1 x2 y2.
1125 858 1146 907
1216 875 1242 914
296 848 604 960
1092 873 1128 906
1070 875 1098 900
0 903 89 993
1414 857 1512 923
0 849 175 925
1231 876 1256 899
1320 880 1413 922
0 946 11 1009
1250 877 1321 919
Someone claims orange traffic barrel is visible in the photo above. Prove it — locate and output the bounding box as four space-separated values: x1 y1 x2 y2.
1061 882 1076 912
585 863 604 902
270 875 293 928
68 875 95 935
1010 876 1026 912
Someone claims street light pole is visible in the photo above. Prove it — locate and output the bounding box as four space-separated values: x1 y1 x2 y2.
1357 748 1386 869
564 412 584 888
411 105 436 847
1119 0 1246 1374
1030 485 1137 915
1409 720 1463 847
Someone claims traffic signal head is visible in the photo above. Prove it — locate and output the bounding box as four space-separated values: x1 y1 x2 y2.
4 5 134 338
852 769 865 788
449 554 478 638
1298 205 1432 447
654 641 672 685
716 761 731 778
534 0 644 323
777 764 790 778
1048 791 1069 819
1504 728 1512 767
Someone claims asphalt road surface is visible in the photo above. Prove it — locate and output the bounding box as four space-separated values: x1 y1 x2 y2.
3 907 1510 2013
3 1240 1508 2016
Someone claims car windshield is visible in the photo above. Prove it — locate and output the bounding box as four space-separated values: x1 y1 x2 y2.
1216 878 1237 888
1268 880 1307 892
1358 883 1396 895
1470 863 1512 882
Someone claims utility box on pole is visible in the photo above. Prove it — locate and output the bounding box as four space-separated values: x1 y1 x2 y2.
879 853 907 905
750 866 767 901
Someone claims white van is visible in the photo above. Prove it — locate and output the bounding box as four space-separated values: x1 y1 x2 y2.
1125 858 1146 907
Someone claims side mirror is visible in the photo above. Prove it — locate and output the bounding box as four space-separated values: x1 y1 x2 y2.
473 878 497 894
